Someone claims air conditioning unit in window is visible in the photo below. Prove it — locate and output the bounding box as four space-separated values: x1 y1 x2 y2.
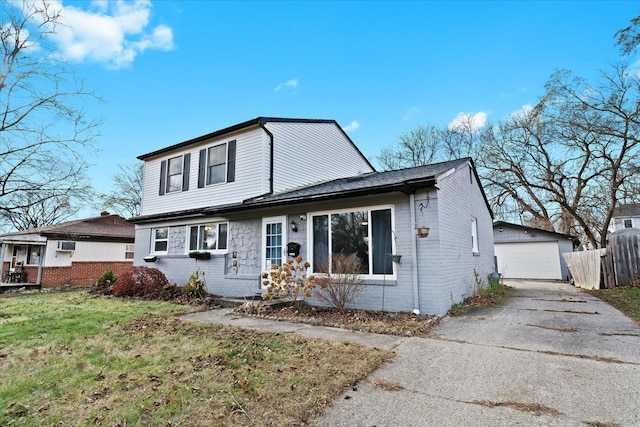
57 241 76 251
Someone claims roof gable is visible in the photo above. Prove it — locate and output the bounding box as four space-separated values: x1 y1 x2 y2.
137 117 374 173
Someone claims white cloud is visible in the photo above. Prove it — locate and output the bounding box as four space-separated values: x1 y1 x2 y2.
343 120 360 131
508 104 533 120
447 111 488 132
274 78 299 92
402 105 422 121
25 0 174 68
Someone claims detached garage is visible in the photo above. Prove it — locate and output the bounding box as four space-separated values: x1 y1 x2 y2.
493 221 576 281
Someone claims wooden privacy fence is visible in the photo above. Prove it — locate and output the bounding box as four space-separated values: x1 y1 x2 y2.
601 229 640 288
563 249 606 289
565 229 640 289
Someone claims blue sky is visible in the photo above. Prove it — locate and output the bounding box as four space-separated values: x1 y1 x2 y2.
23 1 640 207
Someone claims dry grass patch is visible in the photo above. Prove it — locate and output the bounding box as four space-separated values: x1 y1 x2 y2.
470 400 562 416
0 292 391 426
369 379 404 391
525 324 579 333
237 303 440 337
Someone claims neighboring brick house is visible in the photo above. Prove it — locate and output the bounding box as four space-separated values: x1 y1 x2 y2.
0 212 134 287
131 117 494 315
609 204 640 232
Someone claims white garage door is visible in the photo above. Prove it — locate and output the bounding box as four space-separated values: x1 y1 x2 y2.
495 242 562 280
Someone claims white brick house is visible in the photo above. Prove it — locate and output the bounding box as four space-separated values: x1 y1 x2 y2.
131 117 494 315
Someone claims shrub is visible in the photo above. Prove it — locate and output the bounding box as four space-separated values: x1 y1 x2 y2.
93 269 118 294
315 254 365 313
113 266 169 298
262 256 316 304
184 269 207 299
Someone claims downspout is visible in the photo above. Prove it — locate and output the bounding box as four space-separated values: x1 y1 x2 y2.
259 121 275 195
409 193 421 314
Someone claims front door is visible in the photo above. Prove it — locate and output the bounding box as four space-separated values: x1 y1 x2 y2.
262 216 287 287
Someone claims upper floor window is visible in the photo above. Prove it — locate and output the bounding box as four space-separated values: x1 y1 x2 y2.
159 154 190 195
166 156 183 193
188 223 228 252
153 228 168 253
198 140 236 187
207 143 227 185
624 219 633 228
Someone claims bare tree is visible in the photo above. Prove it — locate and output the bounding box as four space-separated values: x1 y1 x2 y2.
0 1 100 221
98 163 143 218
0 188 89 230
441 114 486 160
479 65 640 247
376 125 443 170
615 14 640 55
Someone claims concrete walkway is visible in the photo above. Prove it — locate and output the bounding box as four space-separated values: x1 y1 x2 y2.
183 280 640 426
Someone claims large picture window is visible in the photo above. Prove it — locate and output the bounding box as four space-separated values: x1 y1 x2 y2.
311 207 393 276
153 227 168 253
189 223 228 251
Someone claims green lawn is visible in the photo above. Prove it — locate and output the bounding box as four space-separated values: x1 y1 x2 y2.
591 286 640 324
0 292 390 426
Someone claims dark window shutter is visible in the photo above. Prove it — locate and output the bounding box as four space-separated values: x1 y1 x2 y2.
227 140 236 183
182 153 191 191
198 149 206 188
159 160 166 196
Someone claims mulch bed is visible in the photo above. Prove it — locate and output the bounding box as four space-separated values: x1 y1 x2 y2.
234 303 441 337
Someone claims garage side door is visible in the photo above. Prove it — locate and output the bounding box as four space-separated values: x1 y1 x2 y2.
495 242 562 280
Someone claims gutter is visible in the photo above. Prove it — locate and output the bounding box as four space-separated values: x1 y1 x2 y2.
258 120 275 195
130 179 436 224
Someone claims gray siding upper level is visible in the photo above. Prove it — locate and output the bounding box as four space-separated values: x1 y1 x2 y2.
266 121 375 194
140 126 269 216
139 119 375 217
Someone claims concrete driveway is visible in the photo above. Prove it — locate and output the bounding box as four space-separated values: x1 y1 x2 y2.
318 280 640 426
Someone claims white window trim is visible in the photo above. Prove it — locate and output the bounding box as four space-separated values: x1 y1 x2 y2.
623 219 634 228
307 204 396 280
206 142 228 187
471 217 479 254
165 155 184 194
152 227 169 254
186 222 229 254
262 216 287 272
125 244 135 259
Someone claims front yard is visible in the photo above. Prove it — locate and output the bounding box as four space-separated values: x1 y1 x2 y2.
0 292 391 426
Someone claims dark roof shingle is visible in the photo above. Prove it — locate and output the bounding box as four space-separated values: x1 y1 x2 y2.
0 214 134 240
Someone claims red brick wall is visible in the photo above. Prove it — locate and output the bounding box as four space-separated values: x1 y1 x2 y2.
2 261 133 287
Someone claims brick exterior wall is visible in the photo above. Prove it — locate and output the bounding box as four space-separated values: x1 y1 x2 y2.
2 261 133 287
